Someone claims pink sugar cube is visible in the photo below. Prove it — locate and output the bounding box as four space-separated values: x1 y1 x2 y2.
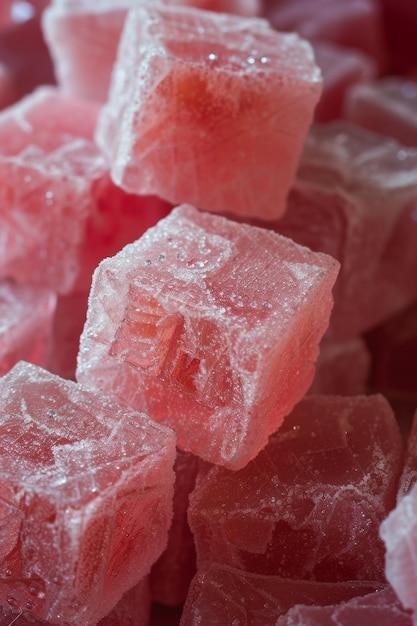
42 1 130 103
188 394 403 581
77 205 339 469
0 361 175 625
0 87 171 294
180 563 383 626
0 280 56 376
275 122 417 338
345 78 417 147
0 140 110 293
96 5 322 220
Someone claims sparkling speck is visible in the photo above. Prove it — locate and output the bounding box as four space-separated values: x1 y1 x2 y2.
208 53 218 61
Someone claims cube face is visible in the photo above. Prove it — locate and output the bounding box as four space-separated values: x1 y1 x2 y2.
77 205 339 469
0 362 176 625
97 5 321 220
188 395 403 582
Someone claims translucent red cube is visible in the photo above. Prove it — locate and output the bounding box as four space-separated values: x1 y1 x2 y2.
188 394 403 582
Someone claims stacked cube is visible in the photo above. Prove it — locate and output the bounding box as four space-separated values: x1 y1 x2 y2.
0 0 415 625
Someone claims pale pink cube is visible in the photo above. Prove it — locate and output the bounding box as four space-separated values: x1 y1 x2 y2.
96 5 322 220
0 362 175 625
77 205 339 469
0 88 171 294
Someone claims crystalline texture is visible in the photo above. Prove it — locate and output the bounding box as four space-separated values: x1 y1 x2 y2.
96 4 322 220
77 204 339 469
0 362 176 625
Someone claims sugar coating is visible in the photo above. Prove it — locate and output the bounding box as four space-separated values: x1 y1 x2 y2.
96 5 321 220
0 362 176 626
188 394 403 581
77 205 339 469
